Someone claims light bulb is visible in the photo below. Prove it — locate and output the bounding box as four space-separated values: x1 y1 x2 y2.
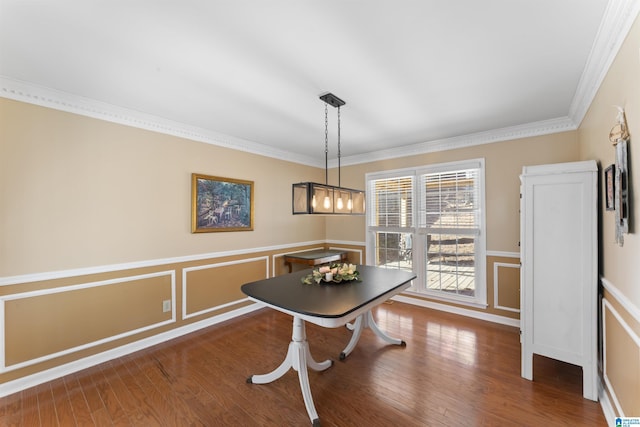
347 198 353 210
323 196 331 209
312 195 317 209
337 197 344 210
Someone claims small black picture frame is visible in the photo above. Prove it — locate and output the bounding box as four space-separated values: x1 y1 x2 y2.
604 164 615 211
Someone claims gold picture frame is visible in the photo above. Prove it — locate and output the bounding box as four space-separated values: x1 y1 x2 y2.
191 173 254 233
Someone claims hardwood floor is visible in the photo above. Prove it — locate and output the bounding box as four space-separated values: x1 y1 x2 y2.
0 302 607 426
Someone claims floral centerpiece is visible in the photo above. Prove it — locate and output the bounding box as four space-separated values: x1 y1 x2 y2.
302 263 360 284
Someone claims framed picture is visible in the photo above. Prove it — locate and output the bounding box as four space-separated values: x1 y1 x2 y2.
604 164 615 211
191 173 254 233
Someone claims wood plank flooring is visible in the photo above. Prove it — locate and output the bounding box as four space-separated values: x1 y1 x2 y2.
0 302 607 426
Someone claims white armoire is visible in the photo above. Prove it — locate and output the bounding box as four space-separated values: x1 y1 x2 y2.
520 160 598 401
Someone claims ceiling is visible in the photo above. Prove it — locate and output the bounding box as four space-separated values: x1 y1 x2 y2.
1 1 636 167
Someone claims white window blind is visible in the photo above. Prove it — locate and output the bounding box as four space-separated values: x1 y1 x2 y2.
366 159 486 307
367 176 413 229
419 169 480 233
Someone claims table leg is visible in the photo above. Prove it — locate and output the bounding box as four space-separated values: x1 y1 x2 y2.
339 310 406 360
247 316 332 426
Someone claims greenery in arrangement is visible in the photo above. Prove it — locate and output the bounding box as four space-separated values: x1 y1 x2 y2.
301 263 361 284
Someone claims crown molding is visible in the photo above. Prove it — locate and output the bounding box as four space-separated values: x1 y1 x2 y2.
569 0 640 126
0 76 322 168
0 76 583 169
2 1 637 169
339 116 577 166
0 78 578 168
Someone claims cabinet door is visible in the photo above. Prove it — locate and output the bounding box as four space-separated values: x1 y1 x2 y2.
522 173 592 365
527 174 592 364
520 161 597 401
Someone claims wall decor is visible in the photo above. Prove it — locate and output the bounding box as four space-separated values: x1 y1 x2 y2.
191 173 254 233
604 164 615 211
609 106 630 246
615 140 629 244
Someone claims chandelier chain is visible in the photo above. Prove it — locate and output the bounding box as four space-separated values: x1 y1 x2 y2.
337 106 341 187
324 103 329 185
291 93 364 215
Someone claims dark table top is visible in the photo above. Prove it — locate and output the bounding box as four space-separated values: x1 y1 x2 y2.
241 265 416 321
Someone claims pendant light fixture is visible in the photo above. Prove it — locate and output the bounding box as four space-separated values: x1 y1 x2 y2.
292 93 365 215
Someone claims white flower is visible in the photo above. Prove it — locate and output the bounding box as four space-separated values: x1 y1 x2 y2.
339 263 356 275
302 262 360 284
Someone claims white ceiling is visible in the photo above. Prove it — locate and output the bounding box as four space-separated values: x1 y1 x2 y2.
1 1 638 167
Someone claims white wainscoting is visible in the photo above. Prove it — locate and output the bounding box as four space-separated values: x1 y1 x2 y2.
0 240 357 398
602 297 640 418
0 270 176 373
493 262 520 313
271 246 325 277
181 256 268 320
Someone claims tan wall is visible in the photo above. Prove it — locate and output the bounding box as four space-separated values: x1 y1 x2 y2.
578 14 640 417
2 17 638 412
0 242 365 385
579 15 640 299
0 98 327 277
602 290 640 416
0 97 338 388
488 255 521 319
327 131 579 318
5 273 175 366
1 92 547 388
327 131 579 251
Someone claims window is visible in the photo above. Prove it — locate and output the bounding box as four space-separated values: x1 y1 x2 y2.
366 160 486 307
368 175 414 272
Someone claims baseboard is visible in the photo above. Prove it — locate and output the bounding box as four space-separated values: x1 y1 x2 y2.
392 294 520 327
599 375 617 427
0 303 262 398
0 294 518 397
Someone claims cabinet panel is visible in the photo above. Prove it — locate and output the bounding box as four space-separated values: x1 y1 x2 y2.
520 160 597 401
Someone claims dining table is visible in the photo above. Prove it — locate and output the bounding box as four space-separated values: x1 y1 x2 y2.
241 264 416 426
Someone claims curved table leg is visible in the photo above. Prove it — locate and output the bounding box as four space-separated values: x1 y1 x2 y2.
247 316 332 426
248 349 293 384
367 310 405 346
340 310 406 360
305 344 333 372
339 313 364 360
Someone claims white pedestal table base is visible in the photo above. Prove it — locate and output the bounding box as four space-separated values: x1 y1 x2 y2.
340 310 406 360
247 316 332 426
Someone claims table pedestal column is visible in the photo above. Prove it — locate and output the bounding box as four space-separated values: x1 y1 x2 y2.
247 316 332 426
339 310 406 360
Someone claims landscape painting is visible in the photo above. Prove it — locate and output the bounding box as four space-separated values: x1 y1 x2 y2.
191 173 254 233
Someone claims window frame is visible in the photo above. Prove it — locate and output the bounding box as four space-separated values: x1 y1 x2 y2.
365 159 487 308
